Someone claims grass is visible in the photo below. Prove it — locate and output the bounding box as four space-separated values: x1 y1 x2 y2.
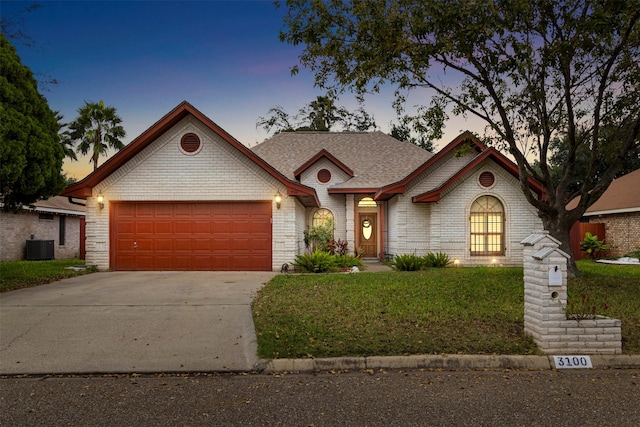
0 259 97 292
567 261 640 353
252 261 640 358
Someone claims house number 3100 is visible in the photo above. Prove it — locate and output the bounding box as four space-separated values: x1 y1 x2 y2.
553 355 593 369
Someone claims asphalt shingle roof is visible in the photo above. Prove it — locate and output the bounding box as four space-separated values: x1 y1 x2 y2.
251 131 434 189
582 168 640 214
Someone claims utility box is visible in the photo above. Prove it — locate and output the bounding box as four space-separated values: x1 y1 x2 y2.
25 240 54 260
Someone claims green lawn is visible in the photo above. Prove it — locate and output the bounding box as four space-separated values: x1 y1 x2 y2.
0 259 97 292
252 261 640 358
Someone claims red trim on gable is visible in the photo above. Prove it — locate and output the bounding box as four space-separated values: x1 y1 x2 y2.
412 148 546 203
327 188 380 195
61 101 319 207
374 131 485 201
293 149 354 180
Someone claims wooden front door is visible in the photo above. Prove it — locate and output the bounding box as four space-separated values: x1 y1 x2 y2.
358 213 377 258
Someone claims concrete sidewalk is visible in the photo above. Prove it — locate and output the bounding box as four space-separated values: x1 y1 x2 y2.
0 271 275 375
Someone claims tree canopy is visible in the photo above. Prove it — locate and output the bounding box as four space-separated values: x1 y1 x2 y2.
0 33 66 211
65 100 126 171
257 94 377 134
279 0 640 274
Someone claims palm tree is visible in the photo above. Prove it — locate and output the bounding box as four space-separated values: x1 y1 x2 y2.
67 100 126 170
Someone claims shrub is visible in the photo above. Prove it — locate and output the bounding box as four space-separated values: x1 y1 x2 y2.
327 239 349 256
334 254 364 269
579 232 612 260
624 247 640 258
303 218 334 253
294 250 336 273
392 254 426 271
424 252 451 268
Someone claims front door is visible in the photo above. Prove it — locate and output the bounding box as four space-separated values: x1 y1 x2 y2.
358 213 377 258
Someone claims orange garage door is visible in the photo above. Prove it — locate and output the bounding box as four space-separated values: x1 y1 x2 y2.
110 202 272 271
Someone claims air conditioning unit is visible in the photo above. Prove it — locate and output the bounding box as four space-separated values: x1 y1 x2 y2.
25 240 54 260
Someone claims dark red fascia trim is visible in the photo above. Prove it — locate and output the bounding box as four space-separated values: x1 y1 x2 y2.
374 131 485 201
294 149 354 180
412 148 546 203
327 188 380 195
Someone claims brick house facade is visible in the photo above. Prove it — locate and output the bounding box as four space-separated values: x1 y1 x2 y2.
571 169 640 257
63 102 545 271
0 196 85 261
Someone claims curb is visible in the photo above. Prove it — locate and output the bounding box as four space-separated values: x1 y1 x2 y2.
262 354 640 374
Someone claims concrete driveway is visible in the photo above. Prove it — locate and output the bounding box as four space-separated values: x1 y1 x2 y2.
0 271 275 375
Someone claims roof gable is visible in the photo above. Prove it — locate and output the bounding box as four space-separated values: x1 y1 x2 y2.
293 149 354 180
62 102 319 206
412 148 546 203
374 131 486 200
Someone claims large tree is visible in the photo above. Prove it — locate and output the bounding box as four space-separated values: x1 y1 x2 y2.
257 94 377 134
0 33 66 211
66 100 126 171
278 0 640 275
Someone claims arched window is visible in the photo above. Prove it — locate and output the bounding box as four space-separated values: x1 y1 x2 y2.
312 208 334 229
470 196 504 255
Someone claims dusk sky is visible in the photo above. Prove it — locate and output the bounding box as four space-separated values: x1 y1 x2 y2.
4 0 485 180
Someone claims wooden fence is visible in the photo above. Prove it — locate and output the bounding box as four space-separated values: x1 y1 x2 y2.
569 222 605 260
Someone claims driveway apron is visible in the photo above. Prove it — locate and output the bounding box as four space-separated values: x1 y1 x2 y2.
0 271 275 375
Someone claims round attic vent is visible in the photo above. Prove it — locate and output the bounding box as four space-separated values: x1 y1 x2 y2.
180 133 201 153
479 171 495 187
317 168 332 183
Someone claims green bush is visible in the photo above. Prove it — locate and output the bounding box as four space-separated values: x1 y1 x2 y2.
424 252 451 268
580 232 612 260
392 254 426 271
624 247 640 258
294 250 336 273
303 218 334 253
334 254 364 269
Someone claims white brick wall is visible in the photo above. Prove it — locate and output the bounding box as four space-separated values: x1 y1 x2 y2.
299 158 350 244
86 117 291 271
387 156 542 266
522 232 622 354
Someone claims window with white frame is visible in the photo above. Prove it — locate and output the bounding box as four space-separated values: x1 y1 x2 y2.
470 196 504 256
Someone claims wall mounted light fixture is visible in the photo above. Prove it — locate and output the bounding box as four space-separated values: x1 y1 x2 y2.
274 191 282 209
96 193 105 209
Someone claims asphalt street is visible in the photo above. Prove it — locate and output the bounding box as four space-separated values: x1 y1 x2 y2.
2 369 639 426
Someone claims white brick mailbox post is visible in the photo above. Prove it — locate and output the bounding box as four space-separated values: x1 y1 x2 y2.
521 231 622 355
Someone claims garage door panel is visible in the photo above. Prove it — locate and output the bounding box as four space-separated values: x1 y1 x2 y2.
174 221 191 233
155 239 173 251
136 221 154 234
111 202 272 271
192 221 211 233
174 238 192 251
192 238 211 251
155 221 173 234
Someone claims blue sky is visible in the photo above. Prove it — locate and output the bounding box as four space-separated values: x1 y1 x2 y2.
4 0 484 180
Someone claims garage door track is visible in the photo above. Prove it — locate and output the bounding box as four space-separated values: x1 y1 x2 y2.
0 271 275 375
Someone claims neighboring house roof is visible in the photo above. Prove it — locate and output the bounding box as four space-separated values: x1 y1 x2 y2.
32 196 86 215
62 101 320 207
252 131 433 191
568 168 640 216
0 196 87 216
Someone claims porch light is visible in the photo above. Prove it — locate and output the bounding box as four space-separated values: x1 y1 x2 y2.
274 191 282 209
96 193 105 209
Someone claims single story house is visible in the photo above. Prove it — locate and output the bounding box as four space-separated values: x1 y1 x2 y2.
568 168 640 258
62 101 544 271
0 196 85 261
